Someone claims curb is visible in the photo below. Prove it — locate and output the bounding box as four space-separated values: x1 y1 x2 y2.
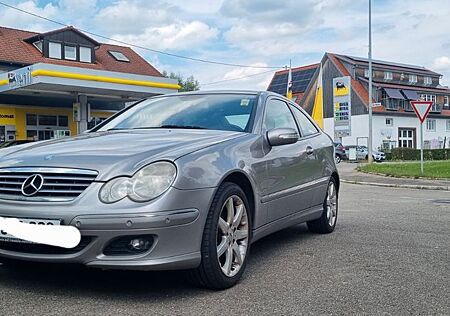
341 179 450 191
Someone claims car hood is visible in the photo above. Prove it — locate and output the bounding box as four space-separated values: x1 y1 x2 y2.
0 129 244 180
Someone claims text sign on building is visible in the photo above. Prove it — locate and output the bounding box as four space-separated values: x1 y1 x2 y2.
333 76 352 138
7 66 32 89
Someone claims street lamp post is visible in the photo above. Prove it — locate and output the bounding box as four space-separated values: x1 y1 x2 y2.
368 0 373 163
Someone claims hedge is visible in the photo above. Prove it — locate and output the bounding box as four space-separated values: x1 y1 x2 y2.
390 148 450 160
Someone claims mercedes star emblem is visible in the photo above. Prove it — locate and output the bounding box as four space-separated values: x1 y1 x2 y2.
21 174 45 196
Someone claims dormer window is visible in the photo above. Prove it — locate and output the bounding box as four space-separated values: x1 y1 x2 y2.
424 76 432 85
33 40 43 52
384 71 393 80
49 41 62 59
79 46 92 63
64 45 77 60
109 51 130 62
409 74 417 83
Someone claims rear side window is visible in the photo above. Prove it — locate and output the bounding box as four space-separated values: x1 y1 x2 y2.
263 99 298 132
290 106 319 137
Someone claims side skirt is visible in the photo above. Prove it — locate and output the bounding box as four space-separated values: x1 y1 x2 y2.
251 204 323 243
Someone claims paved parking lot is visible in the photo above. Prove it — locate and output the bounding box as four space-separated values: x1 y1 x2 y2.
0 183 449 315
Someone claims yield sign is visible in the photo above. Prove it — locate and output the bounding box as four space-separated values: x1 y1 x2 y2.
411 101 433 123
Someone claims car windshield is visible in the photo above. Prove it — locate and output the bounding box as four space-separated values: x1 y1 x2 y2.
95 94 258 133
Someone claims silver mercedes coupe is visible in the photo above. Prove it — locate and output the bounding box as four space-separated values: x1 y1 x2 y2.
0 91 339 289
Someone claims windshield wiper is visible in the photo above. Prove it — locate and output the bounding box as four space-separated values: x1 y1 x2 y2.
159 125 207 130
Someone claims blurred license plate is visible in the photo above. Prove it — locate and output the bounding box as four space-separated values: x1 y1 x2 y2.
0 218 61 243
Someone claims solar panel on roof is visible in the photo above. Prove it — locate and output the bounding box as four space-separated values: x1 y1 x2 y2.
268 67 317 95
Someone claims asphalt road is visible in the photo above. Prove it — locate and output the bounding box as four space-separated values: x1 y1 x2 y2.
0 183 449 315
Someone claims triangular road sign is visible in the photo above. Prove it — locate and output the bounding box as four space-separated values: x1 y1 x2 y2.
411 101 433 124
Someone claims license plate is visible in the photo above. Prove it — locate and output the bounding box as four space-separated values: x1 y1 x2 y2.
0 218 61 244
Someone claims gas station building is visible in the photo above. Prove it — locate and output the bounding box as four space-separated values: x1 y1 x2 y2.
0 26 179 142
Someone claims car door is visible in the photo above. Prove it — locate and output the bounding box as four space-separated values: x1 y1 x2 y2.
260 97 314 222
289 104 329 208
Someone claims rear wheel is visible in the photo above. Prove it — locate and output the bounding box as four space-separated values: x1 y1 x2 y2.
307 178 338 234
187 182 251 289
335 154 341 164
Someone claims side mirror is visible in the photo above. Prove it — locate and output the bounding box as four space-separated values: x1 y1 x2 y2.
267 128 299 146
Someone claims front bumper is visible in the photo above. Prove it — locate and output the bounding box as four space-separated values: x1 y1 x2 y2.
0 186 216 270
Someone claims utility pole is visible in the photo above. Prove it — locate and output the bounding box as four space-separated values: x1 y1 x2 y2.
368 0 374 163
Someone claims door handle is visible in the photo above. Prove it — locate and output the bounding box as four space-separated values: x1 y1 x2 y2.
306 146 314 155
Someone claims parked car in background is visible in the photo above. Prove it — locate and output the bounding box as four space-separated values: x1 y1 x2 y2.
333 142 347 163
344 145 385 162
0 91 339 290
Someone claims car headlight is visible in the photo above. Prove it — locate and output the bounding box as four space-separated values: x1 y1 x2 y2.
99 161 177 204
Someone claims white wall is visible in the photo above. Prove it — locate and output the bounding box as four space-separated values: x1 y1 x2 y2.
323 114 450 150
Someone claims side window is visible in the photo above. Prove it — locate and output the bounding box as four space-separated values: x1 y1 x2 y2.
290 105 319 137
264 99 299 132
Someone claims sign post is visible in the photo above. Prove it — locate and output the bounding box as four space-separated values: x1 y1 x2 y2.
410 101 433 175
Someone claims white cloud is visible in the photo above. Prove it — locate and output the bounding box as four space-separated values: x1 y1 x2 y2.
0 1 57 32
110 21 218 51
433 56 450 70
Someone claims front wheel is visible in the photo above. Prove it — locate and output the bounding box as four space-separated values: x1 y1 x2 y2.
307 178 338 234
187 182 251 289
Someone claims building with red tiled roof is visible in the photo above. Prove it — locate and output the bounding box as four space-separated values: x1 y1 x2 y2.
0 26 179 142
268 53 450 150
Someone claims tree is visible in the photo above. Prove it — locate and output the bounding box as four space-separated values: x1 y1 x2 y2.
162 71 200 92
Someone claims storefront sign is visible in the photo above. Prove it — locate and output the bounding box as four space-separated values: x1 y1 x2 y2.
333 76 352 138
8 67 32 89
0 109 16 125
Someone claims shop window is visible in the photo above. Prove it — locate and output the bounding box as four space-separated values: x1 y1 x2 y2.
26 130 37 139
49 42 62 59
79 46 92 63
58 115 69 127
38 115 57 126
64 45 77 60
26 114 37 126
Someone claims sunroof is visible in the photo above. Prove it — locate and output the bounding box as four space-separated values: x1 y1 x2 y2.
109 51 130 62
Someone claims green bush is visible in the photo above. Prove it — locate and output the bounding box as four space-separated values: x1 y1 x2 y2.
391 148 450 161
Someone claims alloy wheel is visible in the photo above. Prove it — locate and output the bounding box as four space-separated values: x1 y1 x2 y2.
217 195 249 277
326 182 337 226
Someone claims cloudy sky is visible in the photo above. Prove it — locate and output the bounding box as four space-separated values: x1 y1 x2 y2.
1 0 449 89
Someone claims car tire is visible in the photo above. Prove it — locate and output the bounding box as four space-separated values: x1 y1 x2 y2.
335 154 341 164
187 182 252 290
307 177 338 234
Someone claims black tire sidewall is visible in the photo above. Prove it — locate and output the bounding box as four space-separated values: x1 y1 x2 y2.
201 182 252 289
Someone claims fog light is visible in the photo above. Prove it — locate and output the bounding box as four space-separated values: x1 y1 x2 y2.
128 238 151 251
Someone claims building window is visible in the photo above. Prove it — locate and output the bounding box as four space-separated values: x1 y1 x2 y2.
446 120 450 131
398 128 415 148
58 115 69 127
364 69 370 78
426 119 436 132
409 74 418 83
64 45 77 60
109 51 130 62
33 40 43 52
49 41 62 59
386 118 393 126
26 130 37 139
384 71 393 80
38 115 57 126
424 77 432 85
445 96 449 107
79 46 92 63
26 114 37 126
421 94 436 103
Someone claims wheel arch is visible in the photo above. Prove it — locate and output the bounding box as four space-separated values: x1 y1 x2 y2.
330 171 340 192
219 171 256 228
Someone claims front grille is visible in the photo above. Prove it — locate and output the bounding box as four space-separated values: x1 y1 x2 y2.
0 236 93 255
0 167 98 202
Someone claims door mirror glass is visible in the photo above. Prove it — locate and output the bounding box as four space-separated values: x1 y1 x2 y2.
267 128 299 146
